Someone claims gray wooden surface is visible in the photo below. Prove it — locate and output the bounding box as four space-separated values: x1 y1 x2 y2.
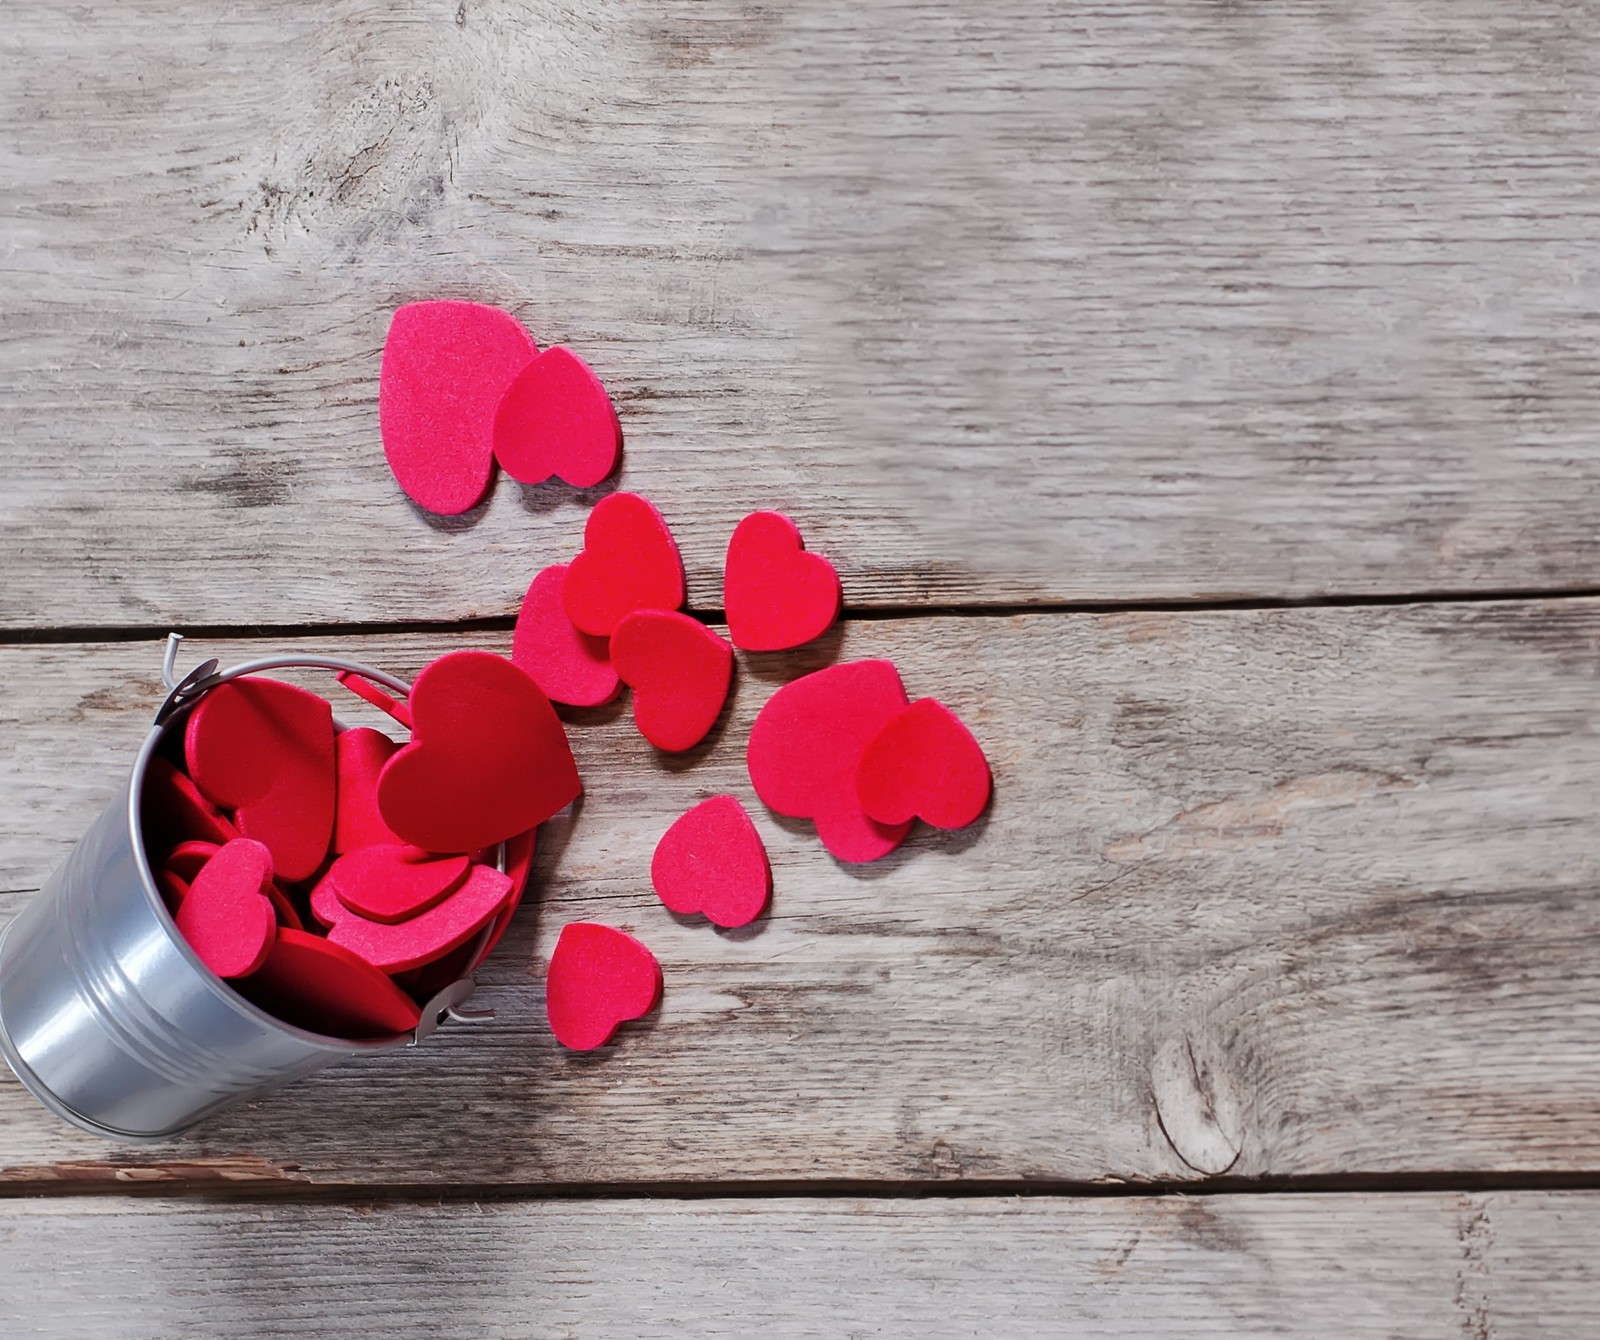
1 605 1598 1188
5 0 1600 627
4 0 1600 1333
1 1192 1591 1339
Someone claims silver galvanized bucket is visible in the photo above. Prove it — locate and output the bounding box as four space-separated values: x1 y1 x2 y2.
0 636 495 1141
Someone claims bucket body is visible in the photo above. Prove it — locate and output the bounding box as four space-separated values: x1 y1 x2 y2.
0 662 425 1141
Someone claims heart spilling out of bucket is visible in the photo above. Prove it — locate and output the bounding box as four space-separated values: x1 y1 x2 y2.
138 302 991 1053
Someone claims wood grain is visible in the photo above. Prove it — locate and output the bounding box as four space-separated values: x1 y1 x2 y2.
0 1191 1592 1337
5 0 1600 628
1 602 1597 1186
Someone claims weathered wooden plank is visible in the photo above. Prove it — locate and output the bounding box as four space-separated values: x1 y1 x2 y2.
5 0 1600 627
0 1191 1592 1337
1 602 1597 1185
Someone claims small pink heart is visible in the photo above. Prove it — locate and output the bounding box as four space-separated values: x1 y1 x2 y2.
724 511 841 651
545 922 662 1050
651 795 770 928
563 493 685 637
857 698 991 830
329 844 471 924
512 563 620 708
494 346 622 488
174 838 278 979
611 609 733 752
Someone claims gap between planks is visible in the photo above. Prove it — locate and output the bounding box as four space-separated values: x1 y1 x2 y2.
6 1170 1600 1205
7 581 1600 646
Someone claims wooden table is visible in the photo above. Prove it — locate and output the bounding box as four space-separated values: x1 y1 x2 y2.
3 2 1598 1334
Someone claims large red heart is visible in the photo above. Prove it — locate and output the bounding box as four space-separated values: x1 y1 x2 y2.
746 659 912 863
610 610 733 752
333 726 402 853
377 650 580 853
857 698 991 830
651 795 770 928
174 838 278 980
185 678 336 883
379 301 538 515
142 756 238 855
545 922 662 1050
562 492 685 637
325 862 514 973
236 928 422 1039
512 563 620 708
493 346 622 489
329 844 470 924
723 511 841 651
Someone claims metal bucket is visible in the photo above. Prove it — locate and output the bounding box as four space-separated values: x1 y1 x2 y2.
0 637 495 1141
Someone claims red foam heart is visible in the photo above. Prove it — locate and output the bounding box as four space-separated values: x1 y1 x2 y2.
857 697 991 830
493 346 622 489
174 838 278 980
724 511 841 652
185 677 336 883
173 841 303 929
651 795 770 928
545 922 662 1050
325 862 514 973
379 301 538 515
562 492 685 637
142 756 238 854
512 563 620 708
746 659 912 863
611 610 733 752
377 650 580 854
165 839 220 883
236 928 422 1040
334 726 404 853
329 844 470 924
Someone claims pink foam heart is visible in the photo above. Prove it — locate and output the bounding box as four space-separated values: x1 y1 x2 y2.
236 928 422 1039
176 841 299 927
651 795 770 928
857 698 991 830
142 756 238 855
494 346 622 488
174 837 278 980
746 659 912 863
545 922 662 1050
611 610 733 752
377 650 581 854
329 844 470 924
512 563 620 708
379 301 538 515
562 492 685 637
184 677 336 883
333 727 403 853
325 862 514 973
723 511 841 651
